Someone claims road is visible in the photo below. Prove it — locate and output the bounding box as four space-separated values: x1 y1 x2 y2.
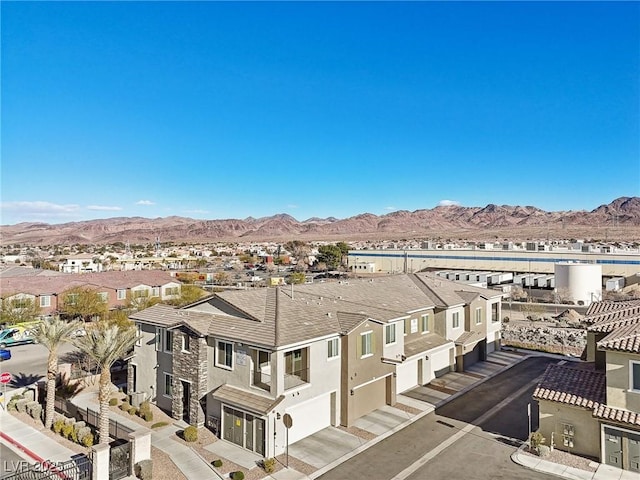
318 356 558 480
0 342 77 390
1 441 31 478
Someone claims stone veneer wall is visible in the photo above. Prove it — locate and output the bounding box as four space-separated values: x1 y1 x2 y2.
501 325 586 356
171 329 208 428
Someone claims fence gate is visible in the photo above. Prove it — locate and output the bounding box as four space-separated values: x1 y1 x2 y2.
3 455 92 480
109 441 130 480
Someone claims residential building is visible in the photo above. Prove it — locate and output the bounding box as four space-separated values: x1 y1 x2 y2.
130 273 503 457
59 254 103 273
534 300 640 473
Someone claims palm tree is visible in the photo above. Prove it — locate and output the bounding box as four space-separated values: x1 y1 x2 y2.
73 323 138 444
33 318 82 429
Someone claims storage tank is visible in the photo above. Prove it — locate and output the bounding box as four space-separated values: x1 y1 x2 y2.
554 262 602 306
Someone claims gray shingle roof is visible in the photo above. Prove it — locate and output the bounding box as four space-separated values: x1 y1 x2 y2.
404 333 450 358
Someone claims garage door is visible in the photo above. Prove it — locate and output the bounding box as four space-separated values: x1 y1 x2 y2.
352 377 386 421
396 360 419 393
463 343 481 369
285 393 332 444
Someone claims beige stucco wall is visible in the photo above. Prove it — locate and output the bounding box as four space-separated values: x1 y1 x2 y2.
538 400 600 459
605 351 640 413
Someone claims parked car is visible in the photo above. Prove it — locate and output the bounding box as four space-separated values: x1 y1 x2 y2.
0 324 38 348
0 349 11 361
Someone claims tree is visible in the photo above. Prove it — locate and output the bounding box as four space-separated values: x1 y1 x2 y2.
126 291 161 312
0 295 41 325
167 284 208 307
214 272 230 285
73 322 138 444
287 272 306 285
33 318 82 429
59 287 108 322
317 245 343 270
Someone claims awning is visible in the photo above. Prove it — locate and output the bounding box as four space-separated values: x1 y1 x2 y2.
211 384 284 415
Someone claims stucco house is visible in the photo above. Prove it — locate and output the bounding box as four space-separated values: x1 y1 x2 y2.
533 300 640 473
129 273 503 458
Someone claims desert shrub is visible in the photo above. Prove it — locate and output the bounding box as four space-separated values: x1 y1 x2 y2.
128 406 138 416
64 417 74 426
30 403 42 420
25 401 38 415
134 459 153 480
16 399 29 413
537 445 551 457
61 423 75 441
81 433 94 447
212 460 223 468
142 410 153 422
530 431 546 451
77 427 92 443
231 471 244 480
183 425 198 442
53 419 65 434
139 401 151 414
150 421 168 429
262 458 276 474
109 398 118 406
120 401 131 411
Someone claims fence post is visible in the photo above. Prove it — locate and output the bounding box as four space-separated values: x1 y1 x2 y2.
91 443 110 480
128 428 152 474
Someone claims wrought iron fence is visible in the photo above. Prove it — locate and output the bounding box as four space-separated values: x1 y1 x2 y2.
54 398 133 441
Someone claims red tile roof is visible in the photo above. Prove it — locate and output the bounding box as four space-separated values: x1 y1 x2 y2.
597 323 640 354
593 404 640 427
533 363 605 409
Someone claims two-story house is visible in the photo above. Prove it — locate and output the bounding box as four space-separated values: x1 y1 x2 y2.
129 273 503 457
534 300 640 473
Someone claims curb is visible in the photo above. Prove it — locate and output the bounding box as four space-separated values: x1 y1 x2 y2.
0 430 69 479
309 351 530 479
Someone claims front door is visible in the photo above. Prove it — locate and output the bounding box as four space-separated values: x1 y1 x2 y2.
181 381 190 421
223 407 244 447
604 427 623 468
629 432 640 473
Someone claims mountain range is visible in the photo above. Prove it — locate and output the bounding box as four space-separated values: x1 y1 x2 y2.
2 197 639 246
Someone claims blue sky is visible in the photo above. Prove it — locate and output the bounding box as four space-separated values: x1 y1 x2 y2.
2 1 639 225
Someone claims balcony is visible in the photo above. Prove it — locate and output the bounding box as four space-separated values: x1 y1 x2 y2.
284 367 309 390
251 370 272 392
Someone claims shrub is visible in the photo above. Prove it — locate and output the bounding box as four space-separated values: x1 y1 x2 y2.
81 433 94 447
16 399 29 413
139 401 151 414
231 471 244 480
537 445 551 457
61 423 75 441
262 458 276 474
120 401 131 411
151 422 168 429
183 426 198 442
142 410 153 422
77 427 92 443
530 431 546 451
25 401 38 415
53 419 65 434
134 459 153 480
109 398 118 406
212 460 223 468
30 403 42 420
128 406 138 416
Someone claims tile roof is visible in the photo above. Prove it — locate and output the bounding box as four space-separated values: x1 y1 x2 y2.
593 404 640 427
454 330 484 347
533 363 605 409
404 333 451 358
597 323 640 353
211 384 284 415
584 300 640 333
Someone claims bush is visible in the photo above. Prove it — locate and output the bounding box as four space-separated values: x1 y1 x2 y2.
231 471 244 480
62 423 76 441
53 419 65 434
120 401 131 411
537 445 551 457
142 410 153 422
77 427 92 443
134 459 153 480
151 422 168 429
30 403 43 420
212 460 223 468
16 399 29 413
262 458 276 474
109 398 118 406
183 426 198 442
530 431 546 451
81 433 94 447
128 406 138 416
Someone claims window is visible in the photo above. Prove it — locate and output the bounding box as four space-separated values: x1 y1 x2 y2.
216 341 233 368
562 423 575 448
164 373 173 397
155 328 162 351
361 331 373 357
98 292 108 302
327 338 339 359
420 314 429 333
135 324 141 346
452 312 460 329
410 318 418 334
117 289 126 300
631 361 640 392
403 320 407 336
491 303 499 322
152 287 160 297
475 308 482 325
40 295 51 308
132 289 149 299
182 334 190 352
65 293 78 306
284 348 309 387
164 330 173 353
165 287 179 296
385 324 396 345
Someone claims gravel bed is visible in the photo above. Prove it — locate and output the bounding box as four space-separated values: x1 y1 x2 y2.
151 446 187 480
338 425 377 441
10 411 90 455
522 446 598 472
394 402 422 415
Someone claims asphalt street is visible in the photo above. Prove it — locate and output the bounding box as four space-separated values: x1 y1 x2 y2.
318 356 558 480
0 441 31 478
0 342 76 391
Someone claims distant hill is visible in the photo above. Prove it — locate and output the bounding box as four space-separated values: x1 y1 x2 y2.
2 197 639 245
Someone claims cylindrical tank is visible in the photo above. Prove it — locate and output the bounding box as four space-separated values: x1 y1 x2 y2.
554 262 602 306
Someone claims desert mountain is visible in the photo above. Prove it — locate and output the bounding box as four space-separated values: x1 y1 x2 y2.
2 197 639 245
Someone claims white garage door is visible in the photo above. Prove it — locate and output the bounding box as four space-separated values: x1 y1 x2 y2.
396 360 419 393
284 392 332 444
